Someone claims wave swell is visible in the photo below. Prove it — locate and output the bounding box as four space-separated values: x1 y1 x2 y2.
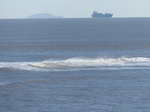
1 57 150 71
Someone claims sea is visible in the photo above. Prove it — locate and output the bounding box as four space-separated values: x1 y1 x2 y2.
1 18 150 112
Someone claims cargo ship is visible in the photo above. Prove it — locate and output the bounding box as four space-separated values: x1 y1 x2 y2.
91 11 113 18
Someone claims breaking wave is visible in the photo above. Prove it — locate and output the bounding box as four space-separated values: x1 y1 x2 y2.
1 57 150 71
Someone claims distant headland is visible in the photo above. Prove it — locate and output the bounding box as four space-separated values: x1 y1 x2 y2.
28 13 63 19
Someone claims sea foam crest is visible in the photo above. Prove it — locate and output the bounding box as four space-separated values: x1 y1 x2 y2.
0 57 150 71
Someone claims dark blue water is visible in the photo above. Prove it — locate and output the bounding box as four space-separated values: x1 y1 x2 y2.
1 18 150 112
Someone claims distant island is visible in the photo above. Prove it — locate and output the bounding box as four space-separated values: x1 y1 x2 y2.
91 11 113 18
28 13 63 19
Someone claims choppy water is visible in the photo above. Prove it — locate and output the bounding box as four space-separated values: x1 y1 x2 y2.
1 18 150 112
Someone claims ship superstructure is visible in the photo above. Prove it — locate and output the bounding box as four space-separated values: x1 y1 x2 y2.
91 11 113 18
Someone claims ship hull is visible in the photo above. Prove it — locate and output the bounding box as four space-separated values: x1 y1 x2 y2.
92 11 113 18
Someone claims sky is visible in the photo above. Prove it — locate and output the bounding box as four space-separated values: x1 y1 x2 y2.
0 0 150 18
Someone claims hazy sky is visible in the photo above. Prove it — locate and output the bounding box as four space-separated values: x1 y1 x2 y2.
0 0 150 18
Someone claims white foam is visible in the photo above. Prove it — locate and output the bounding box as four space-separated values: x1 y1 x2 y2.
1 57 150 71
0 62 40 71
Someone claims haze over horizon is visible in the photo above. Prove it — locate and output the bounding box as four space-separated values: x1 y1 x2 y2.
0 0 150 19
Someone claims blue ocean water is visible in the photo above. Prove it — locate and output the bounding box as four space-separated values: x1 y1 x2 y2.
1 18 150 112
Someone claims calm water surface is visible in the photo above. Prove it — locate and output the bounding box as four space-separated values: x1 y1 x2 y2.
1 18 150 112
